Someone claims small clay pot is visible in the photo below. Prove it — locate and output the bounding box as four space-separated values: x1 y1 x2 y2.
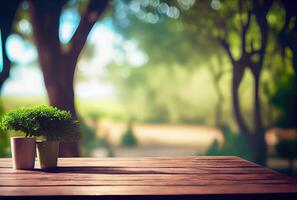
10 137 36 170
37 141 60 169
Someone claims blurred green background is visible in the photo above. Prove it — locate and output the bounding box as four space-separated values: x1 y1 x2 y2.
0 0 296 177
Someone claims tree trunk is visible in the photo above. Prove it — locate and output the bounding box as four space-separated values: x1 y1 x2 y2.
231 64 267 165
250 132 267 166
29 0 109 157
40 57 79 157
251 72 267 165
0 31 10 92
231 63 250 135
220 0 272 166
29 0 77 157
42 61 77 118
254 74 262 130
0 0 21 93
43 73 80 157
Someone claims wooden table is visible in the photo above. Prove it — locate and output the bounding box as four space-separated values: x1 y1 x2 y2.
0 156 297 200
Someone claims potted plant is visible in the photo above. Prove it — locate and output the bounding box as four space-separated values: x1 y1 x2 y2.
1 105 81 170
29 105 81 169
0 108 39 170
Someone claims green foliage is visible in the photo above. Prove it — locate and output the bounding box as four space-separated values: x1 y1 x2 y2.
79 117 101 156
121 121 137 147
0 133 9 157
0 105 81 141
271 76 297 128
1 107 38 137
276 137 297 160
107 62 220 124
205 126 252 161
112 0 221 74
0 101 10 157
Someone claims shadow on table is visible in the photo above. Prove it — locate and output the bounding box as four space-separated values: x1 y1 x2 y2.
35 166 174 174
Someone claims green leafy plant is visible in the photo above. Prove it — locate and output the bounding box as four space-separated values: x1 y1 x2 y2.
0 105 81 141
121 121 137 147
204 126 252 161
0 101 10 157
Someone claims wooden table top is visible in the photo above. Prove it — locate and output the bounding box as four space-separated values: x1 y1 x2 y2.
0 156 297 199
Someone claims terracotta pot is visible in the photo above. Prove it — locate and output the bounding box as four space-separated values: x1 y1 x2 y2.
10 137 36 170
37 141 59 169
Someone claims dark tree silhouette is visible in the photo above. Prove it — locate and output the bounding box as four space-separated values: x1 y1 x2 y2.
0 0 21 92
278 0 297 128
218 0 273 165
28 0 109 157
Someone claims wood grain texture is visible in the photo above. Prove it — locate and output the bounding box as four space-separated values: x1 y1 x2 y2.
0 156 296 200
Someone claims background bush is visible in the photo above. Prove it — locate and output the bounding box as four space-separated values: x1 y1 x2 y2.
121 121 137 147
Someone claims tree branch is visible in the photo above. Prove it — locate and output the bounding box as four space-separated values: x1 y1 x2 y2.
68 0 109 61
241 10 252 56
29 0 66 63
0 0 21 91
252 0 272 70
218 37 235 65
0 30 11 92
250 0 272 132
232 65 251 137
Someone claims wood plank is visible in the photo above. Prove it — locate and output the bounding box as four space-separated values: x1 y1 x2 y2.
0 179 294 187
0 170 293 181
0 156 296 199
1 185 297 196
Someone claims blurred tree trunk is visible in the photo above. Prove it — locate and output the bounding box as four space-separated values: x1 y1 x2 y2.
0 0 21 93
250 71 267 165
219 0 272 165
28 0 109 157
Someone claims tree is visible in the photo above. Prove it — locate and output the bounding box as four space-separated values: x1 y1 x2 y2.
178 0 274 165
0 0 21 158
112 0 277 165
217 0 273 165
28 0 109 156
111 0 224 124
277 0 297 128
0 0 21 92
